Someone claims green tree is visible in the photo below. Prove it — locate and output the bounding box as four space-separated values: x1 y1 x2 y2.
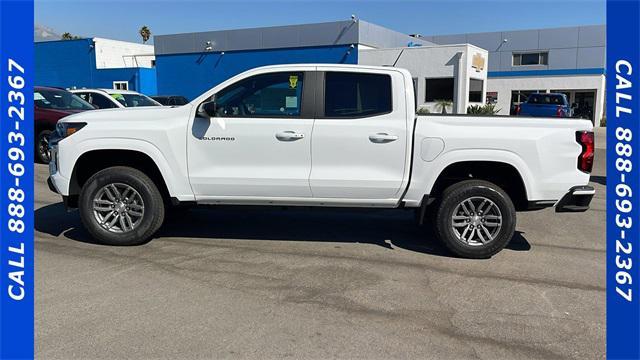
139 25 151 44
61 32 81 40
435 99 453 114
467 104 501 115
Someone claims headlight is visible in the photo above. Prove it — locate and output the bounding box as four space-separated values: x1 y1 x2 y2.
56 122 87 139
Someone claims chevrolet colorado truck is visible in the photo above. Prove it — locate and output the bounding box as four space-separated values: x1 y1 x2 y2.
47 64 595 258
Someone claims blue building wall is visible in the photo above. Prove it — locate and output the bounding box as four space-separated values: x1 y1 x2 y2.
155 45 356 100
35 39 157 95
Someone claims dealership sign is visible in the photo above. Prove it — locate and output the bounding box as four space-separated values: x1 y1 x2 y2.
472 53 485 72
0 0 35 358
607 0 640 358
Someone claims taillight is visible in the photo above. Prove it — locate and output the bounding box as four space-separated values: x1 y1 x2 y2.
556 106 564 117
576 130 594 173
515 105 521 115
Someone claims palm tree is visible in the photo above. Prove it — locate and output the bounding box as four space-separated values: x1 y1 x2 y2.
139 26 151 44
61 32 81 40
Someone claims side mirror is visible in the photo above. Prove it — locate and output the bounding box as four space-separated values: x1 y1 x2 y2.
198 100 217 118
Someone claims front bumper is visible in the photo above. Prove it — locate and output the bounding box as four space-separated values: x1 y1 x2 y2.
555 185 595 212
47 176 58 194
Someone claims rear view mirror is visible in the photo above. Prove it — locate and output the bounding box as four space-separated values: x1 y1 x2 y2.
197 100 217 118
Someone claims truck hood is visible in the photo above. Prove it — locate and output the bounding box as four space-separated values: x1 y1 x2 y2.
59 105 193 124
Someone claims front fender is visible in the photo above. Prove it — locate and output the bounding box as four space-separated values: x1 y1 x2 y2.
58 137 195 201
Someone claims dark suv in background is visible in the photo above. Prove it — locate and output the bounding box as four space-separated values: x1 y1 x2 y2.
34 86 95 163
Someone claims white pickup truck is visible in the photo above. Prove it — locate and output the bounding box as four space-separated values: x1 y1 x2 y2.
48 64 595 258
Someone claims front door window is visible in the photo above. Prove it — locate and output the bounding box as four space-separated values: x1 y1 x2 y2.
214 72 304 118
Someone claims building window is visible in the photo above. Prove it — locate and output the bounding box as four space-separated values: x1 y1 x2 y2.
113 81 129 90
469 79 483 103
512 52 548 66
324 72 392 118
425 77 454 102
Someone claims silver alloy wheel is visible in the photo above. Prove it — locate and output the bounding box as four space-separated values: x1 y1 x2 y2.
451 196 502 246
92 183 145 233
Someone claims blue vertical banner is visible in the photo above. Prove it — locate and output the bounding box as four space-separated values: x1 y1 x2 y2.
0 0 35 359
607 0 640 359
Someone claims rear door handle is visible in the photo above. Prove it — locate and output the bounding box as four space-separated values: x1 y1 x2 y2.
276 131 305 141
369 133 399 143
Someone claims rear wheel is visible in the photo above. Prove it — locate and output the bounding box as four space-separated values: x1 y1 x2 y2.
434 180 516 258
79 166 165 245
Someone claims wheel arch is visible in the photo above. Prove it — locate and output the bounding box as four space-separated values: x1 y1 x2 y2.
68 149 172 204
428 159 530 211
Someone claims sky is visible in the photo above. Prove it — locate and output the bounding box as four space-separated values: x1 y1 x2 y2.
35 0 605 43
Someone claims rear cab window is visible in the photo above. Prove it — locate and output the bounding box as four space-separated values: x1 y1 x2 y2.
527 94 567 105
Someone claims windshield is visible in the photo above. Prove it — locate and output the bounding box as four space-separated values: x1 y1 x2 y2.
35 89 94 110
109 93 161 107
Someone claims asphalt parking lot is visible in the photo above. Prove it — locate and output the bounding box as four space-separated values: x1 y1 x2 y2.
35 138 606 359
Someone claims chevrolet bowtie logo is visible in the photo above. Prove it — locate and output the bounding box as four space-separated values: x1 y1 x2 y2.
472 53 485 72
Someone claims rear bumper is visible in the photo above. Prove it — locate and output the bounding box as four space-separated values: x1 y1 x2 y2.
555 185 595 212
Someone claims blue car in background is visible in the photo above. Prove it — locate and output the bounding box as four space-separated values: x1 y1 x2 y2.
516 93 573 118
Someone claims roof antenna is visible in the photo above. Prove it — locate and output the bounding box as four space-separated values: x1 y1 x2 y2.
392 48 406 67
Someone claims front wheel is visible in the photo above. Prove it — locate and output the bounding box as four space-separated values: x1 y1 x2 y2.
79 166 165 245
36 129 52 163
434 180 516 259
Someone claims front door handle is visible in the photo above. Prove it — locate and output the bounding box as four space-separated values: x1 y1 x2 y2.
369 133 399 143
276 131 305 141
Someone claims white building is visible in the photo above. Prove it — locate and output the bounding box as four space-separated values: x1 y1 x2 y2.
359 44 489 114
92 37 155 69
421 25 606 125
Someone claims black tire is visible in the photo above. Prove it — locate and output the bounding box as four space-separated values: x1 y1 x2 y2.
78 166 165 245
434 180 516 259
36 129 52 163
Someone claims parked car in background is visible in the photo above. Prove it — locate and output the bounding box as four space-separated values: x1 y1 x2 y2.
34 86 95 163
69 88 161 109
152 95 189 106
516 93 572 118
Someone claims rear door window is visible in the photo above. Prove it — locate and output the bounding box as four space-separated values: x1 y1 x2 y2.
324 72 392 118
